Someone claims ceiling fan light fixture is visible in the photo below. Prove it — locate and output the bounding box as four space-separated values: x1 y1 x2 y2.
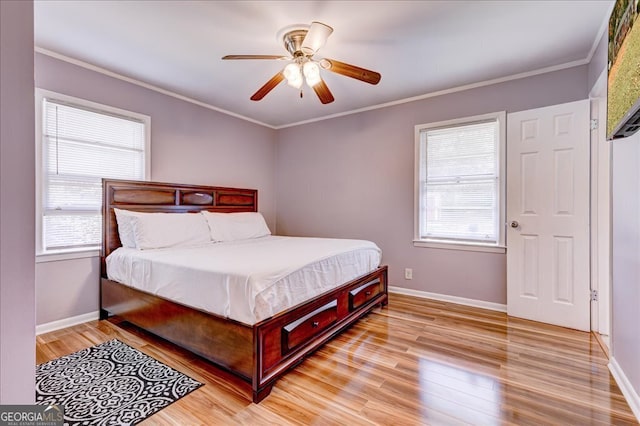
303 61 321 87
301 21 333 55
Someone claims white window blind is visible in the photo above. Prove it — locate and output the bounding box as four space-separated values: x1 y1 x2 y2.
418 119 500 244
41 97 147 251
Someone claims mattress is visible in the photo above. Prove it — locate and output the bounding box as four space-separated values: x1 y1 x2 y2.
106 235 382 325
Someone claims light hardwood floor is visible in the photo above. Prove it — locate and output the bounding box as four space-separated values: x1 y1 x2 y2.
36 293 638 425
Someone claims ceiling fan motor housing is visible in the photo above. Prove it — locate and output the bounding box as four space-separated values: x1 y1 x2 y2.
283 29 308 58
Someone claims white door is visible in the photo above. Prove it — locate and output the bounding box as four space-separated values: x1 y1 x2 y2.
506 100 590 331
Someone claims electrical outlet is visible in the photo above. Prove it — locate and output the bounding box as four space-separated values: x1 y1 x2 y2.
404 268 413 280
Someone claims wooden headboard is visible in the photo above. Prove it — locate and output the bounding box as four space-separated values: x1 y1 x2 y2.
102 179 258 272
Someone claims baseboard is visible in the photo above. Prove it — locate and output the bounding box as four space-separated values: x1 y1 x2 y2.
36 311 100 335
609 356 640 422
388 286 507 312
592 332 610 359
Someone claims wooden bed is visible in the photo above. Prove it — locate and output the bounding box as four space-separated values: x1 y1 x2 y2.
100 178 388 403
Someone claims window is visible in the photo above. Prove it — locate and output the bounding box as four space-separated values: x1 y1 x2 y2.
414 112 505 252
36 89 150 254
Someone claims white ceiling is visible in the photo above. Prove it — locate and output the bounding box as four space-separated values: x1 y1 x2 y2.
34 1 613 128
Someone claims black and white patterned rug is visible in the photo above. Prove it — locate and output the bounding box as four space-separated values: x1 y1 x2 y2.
36 339 202 425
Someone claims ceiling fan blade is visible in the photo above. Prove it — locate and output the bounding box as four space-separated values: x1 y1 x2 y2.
319 58 381 85
222 55 289 60
312 79 335 104
301 21 333 55
250 72 285 101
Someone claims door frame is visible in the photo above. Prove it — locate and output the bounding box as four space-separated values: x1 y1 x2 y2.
589 69 612 341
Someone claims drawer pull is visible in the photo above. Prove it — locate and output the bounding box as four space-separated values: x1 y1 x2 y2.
312 321 319 328
365 291 371 296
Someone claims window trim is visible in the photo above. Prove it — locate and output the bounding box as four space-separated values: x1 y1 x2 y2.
413 111 506 252
35 249 101 263
35 88 151 257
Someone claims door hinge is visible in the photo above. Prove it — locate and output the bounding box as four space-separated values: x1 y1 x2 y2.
591 289 598 301
590 119 598 130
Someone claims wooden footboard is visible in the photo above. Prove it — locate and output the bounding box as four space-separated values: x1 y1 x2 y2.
101 265 388 402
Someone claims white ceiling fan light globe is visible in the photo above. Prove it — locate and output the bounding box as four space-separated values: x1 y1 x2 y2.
301 21 333 55
303 61 321 87
283 63 303 88
283 63 300 80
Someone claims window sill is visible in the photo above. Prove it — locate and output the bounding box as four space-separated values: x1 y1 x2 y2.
36 248 101 263
413 239 506 254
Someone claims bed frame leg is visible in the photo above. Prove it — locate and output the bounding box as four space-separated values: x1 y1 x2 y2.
380 295 389 308
252 384 273 403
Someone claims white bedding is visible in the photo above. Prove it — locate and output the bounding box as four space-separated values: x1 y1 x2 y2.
106 235 382 325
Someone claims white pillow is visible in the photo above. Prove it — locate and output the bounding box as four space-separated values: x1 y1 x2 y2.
128 211 212 250
113 208 139 248
201 211 271 242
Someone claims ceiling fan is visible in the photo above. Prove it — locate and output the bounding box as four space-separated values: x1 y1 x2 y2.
222 22 381 104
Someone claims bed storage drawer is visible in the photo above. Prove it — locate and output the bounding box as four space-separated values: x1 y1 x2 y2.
349 278 381 311
281 300 338 353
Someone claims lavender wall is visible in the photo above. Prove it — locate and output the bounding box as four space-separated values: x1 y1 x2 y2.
36 257 100 325
611 132 640 403
35 53 278 215
276 66 589 303
588 30 608 91
35 53 277 325
0 0 36 403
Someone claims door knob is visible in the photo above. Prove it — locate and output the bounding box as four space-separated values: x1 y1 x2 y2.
510 220 519 228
